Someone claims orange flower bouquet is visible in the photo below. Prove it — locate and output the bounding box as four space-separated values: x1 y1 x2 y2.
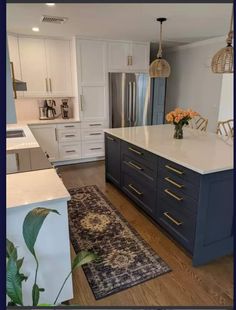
165 108 198 139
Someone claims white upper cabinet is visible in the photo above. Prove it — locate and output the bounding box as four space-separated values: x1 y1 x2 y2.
76 39 108 121
11 35 73 98
7 35 22 81
78 39 106 85
108 41 150 72
108 41 130 71
45 39 72 96
18 37 48 97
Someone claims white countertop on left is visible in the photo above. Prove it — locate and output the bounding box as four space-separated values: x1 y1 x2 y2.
7 168 70 209
7 124 39 151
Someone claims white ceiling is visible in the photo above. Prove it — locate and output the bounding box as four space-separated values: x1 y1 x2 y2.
7 3 232 46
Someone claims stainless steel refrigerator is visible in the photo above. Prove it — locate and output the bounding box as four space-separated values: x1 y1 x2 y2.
109 72 166 128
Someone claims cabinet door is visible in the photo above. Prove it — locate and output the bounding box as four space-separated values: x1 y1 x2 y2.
105 134 121 186
30 125 59 161
81 86 107 121
18 37 48 97
131 43 149 71
108 41 130 71
45 39 73 97
7 150 31 173
77 39 106 84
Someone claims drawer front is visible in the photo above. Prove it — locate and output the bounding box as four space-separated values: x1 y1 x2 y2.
122 172 156 216
57 129 81 142
158 157 200 186
158 180 198 215
57 122 80 130
81 120 108 129
59 142 82 160
159 168 199 201
121 141 158 171
122 154 156 187
81 129 104 141
82 141 104 158
157 200 196 253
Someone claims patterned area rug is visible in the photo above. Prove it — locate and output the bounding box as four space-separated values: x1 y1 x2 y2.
68 185 171 300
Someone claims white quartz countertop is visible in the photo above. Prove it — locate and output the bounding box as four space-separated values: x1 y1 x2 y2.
19 118 80 125
7 168 70 209
104 124 233 174
7 124 39 151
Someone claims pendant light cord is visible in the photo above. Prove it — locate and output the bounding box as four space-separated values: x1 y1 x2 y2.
157 21 163 58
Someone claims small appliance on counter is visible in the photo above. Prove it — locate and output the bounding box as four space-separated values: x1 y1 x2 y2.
60 99 70 119
39 99 57 120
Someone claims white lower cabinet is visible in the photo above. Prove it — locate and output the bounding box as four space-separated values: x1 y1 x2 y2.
59 142 82 160
82 141 104 158
81 128 104 141
29 125 59 161
7 149 31 174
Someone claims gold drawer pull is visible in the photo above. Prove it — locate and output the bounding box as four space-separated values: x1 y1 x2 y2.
163 212 182 226
164 189 183 201
128 161 143 171
128 147 142 156
165 164 184 175
107 136 115 141
164 177 184 189
128 184 143 196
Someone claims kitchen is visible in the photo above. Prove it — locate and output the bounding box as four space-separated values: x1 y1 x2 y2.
6 2 233 308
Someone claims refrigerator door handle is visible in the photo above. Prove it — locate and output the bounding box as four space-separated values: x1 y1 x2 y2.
132 82 136 125
128 82 132 124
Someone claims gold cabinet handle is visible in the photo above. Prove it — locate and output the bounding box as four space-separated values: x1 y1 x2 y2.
127 55 130 66
49 78 52 92
163 212 182 226
130 55 133 66
128 184 143 196
165 164 184 175
107 136 115 141
128 161 143 171
128 147 142 156
45 78 49 92
164 189 183 201
80 95 84 111
164 177 184 189
15 153 20 171
55 128 58 141
10 62 17 99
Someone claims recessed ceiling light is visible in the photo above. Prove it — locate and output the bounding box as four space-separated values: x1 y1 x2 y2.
32 27 39 32
46 3 55 6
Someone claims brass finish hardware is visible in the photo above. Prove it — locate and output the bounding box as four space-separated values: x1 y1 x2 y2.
164 189 183 201
128 184 143 196
127 56 131 66
130 55 133 66
163 212 182 226
66 150 76 153
49 78 52 92
90 147 102 150
45 78 49 92
128 161 143 171
90 133 102 136
55 128 58 141
107 136 115 141
89 123 102 126
128 147 142 155
65 134 75 137
64 125 75 128
164 177 184 188
10 62 17 99
80 95 84 111
165 164 184 175
15 153 20 171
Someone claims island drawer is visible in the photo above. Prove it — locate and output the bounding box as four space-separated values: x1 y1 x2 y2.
158 180 198 215
156 200 196 253
122 154 156 186
158 168 199 201
121 141 158 171
122 172 156 217
158 157 200 186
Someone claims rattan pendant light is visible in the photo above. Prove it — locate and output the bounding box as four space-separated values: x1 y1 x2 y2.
211 7 234 73
149 18 171 78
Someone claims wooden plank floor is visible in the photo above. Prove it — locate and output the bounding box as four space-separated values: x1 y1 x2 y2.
58 161 233 307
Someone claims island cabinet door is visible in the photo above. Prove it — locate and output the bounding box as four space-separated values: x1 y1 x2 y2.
105 133 121 186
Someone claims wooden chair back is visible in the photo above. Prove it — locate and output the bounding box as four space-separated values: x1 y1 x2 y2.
216 119 234 137
188 115 208 131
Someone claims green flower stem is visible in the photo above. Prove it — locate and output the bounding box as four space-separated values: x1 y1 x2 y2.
53 271 72 305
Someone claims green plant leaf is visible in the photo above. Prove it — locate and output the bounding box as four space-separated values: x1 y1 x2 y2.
72 251 98 270
19 273 28 282
6 254 23 306
6 239 17 260
32 283 40 306
23 207 60 257
16 258 24 270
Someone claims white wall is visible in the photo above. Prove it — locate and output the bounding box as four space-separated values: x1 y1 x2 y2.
218 74 233 121
165 37 225 132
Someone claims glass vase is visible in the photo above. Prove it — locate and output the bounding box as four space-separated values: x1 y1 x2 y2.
174 124 183 139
